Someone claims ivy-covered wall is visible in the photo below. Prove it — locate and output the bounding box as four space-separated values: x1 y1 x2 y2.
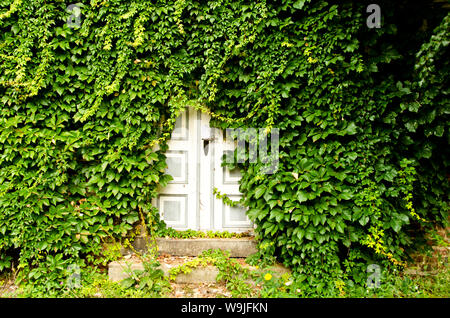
0 0 448 292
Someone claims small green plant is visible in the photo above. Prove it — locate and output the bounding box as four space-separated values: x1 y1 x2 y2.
427 229 450 247
213 187 245 208
246 240 277 268
168 249 255 297
344 265 450 298
13 254 84 297
156 226 250 239
113 206 172 297
67 268 162 298
99 242 123 266
120 257 172 297
0 255 12 272
255 272 299 298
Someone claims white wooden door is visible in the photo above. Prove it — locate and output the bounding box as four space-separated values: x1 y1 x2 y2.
211 128 253 232
155 108 198 230
155 107 252 232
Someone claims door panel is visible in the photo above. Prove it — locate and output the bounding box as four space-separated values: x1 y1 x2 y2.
165 150 188 183
212 128 252 232
156 108 198 230
157 194 188 228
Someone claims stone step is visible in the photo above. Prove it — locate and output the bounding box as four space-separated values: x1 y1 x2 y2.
126 237 258 258
108 257 290 284
108 260 219 283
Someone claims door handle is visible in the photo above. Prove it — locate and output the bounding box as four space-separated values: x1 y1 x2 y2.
202 137 214 156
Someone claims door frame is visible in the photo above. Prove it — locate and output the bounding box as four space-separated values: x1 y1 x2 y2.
155 107 252 232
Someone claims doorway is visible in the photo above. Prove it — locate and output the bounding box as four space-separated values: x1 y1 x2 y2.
154 108 253 232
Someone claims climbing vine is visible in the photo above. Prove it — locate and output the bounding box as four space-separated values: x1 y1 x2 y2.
0 0 448 293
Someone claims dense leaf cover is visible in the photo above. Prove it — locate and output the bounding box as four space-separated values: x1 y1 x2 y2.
0 0 448 292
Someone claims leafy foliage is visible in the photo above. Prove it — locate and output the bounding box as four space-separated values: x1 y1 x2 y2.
168 249 255 297
0 0 448 292
120 258 172 296
156 227 250 239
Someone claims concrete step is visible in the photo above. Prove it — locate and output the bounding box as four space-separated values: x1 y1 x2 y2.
109 262 220 284
108 255 290 284
126 237 258 258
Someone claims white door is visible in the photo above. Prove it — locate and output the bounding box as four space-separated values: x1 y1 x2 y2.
211 127 253 232
155 107 252 232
